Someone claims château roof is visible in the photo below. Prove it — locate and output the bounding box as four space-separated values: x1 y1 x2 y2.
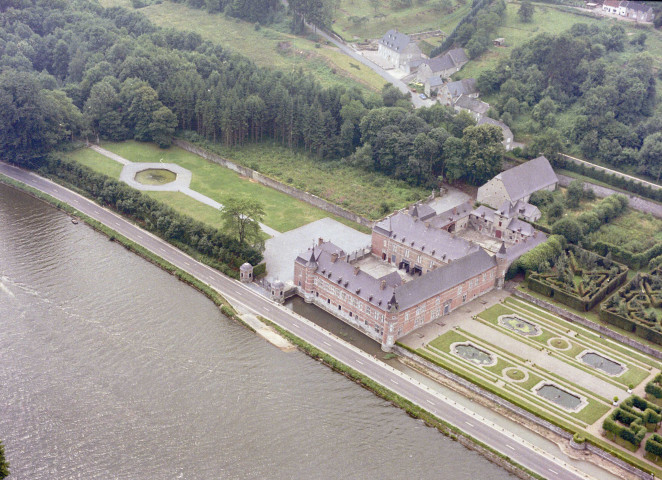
494 156 558 203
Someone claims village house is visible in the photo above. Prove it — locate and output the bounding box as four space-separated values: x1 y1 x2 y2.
477 116 514 151
601 0 654 21
439 78 478 106
377 29 422 73
416 48 468 83
477 156 558 210
453 94 489 120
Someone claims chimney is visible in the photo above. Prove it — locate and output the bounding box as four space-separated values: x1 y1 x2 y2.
380 280 386 290
318 237 324 246
354 266 360 276
453 207 457 214
331 253 339 263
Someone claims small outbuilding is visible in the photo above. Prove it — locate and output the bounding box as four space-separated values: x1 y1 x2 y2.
493 38 506 47
240 262 254 283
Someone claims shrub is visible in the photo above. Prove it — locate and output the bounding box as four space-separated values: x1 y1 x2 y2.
552 217 583 244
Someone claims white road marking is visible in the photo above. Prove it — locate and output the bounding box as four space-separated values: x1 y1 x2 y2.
548 468 558 475
465 421 474 427
322 341 332 347
506 444 515 451
390 379 399 385
356 359 363 365
426 399 435 406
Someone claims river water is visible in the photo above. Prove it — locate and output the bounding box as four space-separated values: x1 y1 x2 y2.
0 183 513 479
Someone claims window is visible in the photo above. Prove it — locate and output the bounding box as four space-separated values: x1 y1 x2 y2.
405 312 409 321
405 250 410 258
338 305 342 311
417 255 421 263
327 299 331 304
457 285 463 294
462 293 467 303
429 261 435 268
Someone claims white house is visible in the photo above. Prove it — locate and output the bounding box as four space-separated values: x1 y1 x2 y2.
378 30 422 73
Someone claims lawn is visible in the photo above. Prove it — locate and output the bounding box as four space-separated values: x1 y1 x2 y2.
332 0 470 41
418 328 610 426
66 141 367 233
478 301 653 389
99 0 387 92
191 139 429 220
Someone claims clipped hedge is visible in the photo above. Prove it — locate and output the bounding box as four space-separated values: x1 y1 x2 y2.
601 267 662 345
646 434 662 458
528 246 628 311
602 396 658 448
593 241 662 270
507 234 566 279
551 155 662 203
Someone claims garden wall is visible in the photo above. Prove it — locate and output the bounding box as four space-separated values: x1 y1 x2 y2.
173 140 374 228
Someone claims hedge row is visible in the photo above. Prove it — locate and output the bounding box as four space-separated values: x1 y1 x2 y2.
646 374 662 400
602 395 660 448
551 155 662 203
646 434 662 458
39 154 263 275
593 241 662 270
600 268 662 345
527 247 628 311
506 235 566 279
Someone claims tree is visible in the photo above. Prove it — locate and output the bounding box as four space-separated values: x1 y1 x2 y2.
0 441 8 480
565 179 585 209
547 200 565 221
639 132 662 182
518 0 534 23
220 197 266 248
149 106 178 148
457 124 504 185
552 218 583 244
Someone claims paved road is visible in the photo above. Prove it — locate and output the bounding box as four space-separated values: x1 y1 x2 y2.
0 162 599 480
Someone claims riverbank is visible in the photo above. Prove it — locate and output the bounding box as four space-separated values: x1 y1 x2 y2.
0 166 607 480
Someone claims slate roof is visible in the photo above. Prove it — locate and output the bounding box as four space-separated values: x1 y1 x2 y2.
374 211 480 263
447 47 468 66
477 116 512 138
622 1 652 13
310 248 399 309
454 95 489 115
446 78 477 97
504 232 547 263
379 29 411 52
295 241 346 267
422 48 468 74
429 201 473 229
495 156 558 203
409 203 437 221
394 248 496 310
472 204 535 236
425 76 446 88
498 200 540 221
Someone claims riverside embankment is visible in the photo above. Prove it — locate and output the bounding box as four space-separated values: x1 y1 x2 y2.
0 162 607 480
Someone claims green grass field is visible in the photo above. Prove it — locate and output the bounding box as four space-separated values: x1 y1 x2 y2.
99 0 387 92
66 141 368 233
192 140 429 220
332 0 470 41
419 328 610 426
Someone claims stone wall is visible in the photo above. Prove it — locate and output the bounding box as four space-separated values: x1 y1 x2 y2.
173 140 374 228
394 346 654 480
508 287 662 361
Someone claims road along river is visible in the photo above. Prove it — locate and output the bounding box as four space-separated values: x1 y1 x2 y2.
0 163 619 479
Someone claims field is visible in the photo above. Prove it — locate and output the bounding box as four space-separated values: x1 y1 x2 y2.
188 139 429 220
99 0 387 92
332 0 470 42
588 211 662 257
67 141 368 233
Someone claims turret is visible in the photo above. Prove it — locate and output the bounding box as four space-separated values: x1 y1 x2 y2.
495 242 508 288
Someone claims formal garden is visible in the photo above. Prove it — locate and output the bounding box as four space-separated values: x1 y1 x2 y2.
400 296 662 472
601 267 662 346
527 247 628 312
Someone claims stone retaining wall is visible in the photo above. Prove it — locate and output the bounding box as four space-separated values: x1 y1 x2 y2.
508 287 662 361
394 345 653 479
173 140 374 228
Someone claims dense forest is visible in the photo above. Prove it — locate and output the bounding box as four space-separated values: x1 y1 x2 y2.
477 23 661 181
0 0 505 188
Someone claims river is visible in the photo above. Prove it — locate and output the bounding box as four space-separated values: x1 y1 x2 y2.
0 182 513 479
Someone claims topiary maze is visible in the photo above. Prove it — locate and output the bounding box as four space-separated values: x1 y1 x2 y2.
601 267 662 345
603 395 662 450
527 247 628 312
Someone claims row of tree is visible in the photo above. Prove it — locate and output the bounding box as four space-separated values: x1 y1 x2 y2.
0 0 507 189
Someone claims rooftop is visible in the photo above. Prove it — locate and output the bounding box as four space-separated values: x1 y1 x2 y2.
380 29 411 52
494 156 558 203
454 94 489 114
